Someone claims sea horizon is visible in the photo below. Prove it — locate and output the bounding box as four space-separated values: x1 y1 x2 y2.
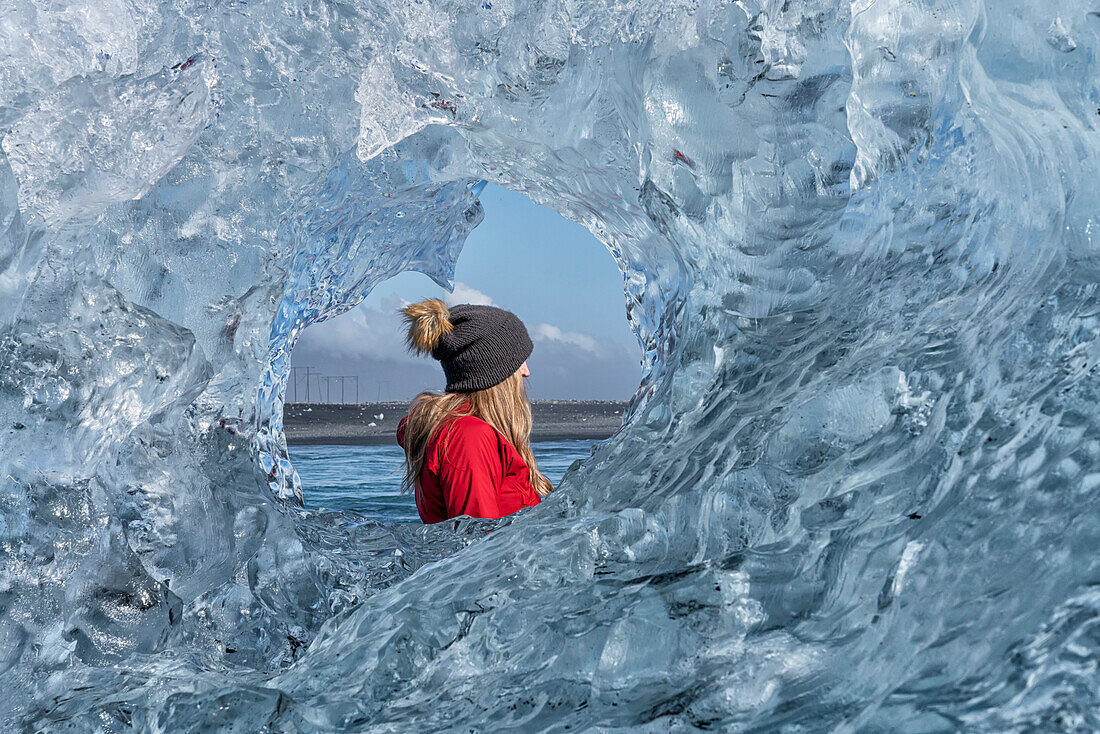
283 398 629 446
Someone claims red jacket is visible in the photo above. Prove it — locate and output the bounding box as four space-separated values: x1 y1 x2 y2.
397 413 542 523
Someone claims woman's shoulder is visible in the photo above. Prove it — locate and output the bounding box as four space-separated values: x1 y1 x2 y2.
439 414 500 444
429 415 503 468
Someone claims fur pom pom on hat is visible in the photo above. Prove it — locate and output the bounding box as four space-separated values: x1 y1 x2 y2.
401 299 533 392
402 298 453 355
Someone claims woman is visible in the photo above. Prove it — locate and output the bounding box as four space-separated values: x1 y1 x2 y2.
396 298 554 523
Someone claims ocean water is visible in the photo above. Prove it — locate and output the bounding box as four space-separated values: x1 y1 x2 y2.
290 440 595 523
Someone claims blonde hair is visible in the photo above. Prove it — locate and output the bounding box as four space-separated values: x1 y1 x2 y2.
399 299 553 498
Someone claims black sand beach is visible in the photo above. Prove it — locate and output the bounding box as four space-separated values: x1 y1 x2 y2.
283 400 629 446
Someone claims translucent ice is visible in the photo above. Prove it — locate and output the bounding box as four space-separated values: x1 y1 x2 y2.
1 0 1099 731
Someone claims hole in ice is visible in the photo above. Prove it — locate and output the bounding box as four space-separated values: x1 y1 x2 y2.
283 184 641 520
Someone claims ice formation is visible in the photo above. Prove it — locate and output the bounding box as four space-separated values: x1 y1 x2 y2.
1 1 1099 730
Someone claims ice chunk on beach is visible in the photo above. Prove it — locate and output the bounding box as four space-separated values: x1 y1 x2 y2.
2 0 1100 731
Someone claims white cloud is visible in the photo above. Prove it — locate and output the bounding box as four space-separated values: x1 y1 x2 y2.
530 322 601 355
445 281 494 306
295 295 410 363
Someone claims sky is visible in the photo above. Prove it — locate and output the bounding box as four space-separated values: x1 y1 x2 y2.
290 184 641 401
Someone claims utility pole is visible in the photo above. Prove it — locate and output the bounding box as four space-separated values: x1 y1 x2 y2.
290 366 313 403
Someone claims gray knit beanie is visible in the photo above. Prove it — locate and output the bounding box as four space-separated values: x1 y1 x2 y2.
402 299 533 392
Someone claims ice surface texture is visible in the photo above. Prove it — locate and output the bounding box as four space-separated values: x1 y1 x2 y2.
1 1 1099 731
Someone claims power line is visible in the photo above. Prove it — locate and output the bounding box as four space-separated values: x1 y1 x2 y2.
289 369 363 404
